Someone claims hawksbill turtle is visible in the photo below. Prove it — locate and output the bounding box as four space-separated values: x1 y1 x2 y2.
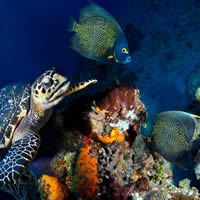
0 69 97 185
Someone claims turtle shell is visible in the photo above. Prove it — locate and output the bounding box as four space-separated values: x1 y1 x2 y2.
0 84 31 148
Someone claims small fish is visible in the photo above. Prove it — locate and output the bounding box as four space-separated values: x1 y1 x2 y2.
67 2 131 64
142 111 200 170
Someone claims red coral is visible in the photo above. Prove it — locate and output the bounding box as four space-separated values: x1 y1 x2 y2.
96 86 144 114
135 177 149 192
109 177 136 200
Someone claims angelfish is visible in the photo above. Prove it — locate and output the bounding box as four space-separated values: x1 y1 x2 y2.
68 2 131 64
142 111 200 170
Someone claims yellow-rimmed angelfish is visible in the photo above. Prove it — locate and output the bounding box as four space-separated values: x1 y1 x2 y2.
67 2 131 64
141 111 200 170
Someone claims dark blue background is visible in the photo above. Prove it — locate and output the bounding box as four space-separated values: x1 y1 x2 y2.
0 0 84 85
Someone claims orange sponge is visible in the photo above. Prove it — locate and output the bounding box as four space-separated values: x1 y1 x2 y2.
38 174 69 200
98 127 125 144
72 146 99 199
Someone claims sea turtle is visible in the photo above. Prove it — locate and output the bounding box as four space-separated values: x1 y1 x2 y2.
0 69 97 185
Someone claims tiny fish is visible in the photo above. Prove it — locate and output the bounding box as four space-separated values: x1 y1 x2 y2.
67 2 131 64
142 111 200 170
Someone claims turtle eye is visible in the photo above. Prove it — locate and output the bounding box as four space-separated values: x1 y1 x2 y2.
122 48 128 54
43 77 51 84
42 77 54 88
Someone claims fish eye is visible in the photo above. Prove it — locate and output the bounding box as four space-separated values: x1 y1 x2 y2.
143 123 147 128
122 48 128 54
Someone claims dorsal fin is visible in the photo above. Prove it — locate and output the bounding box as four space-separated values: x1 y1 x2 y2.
79 2 116 23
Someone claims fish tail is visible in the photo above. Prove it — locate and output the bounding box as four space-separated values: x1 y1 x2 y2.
67 17 79 32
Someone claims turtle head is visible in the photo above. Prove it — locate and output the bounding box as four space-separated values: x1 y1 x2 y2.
31 69 70 110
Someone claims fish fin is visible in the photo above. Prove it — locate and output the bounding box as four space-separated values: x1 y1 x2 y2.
79 2 116 23
190 113 200 119
184 127 196 142
67 17 79 32
107 55 114 59
190 139 200 156
68 34 80 52
174 152 192 170
195 150 200 164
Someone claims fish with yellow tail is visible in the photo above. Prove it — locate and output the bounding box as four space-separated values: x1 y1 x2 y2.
67 2 131 64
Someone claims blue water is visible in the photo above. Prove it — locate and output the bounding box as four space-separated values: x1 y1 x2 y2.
0 0 85 86
0 0 200 199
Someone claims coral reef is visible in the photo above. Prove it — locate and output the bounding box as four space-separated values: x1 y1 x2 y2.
88 86 146 144
38 174 69 200
43 86 200 200
49 130 200 200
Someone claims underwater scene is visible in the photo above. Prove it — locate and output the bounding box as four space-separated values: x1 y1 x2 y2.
1 0 200 199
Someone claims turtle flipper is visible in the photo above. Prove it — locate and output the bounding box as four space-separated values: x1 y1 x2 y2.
0 131 40 185
64 79 97 97
0 168 36 200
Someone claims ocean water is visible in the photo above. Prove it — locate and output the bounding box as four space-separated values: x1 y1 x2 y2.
0 0 200 199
